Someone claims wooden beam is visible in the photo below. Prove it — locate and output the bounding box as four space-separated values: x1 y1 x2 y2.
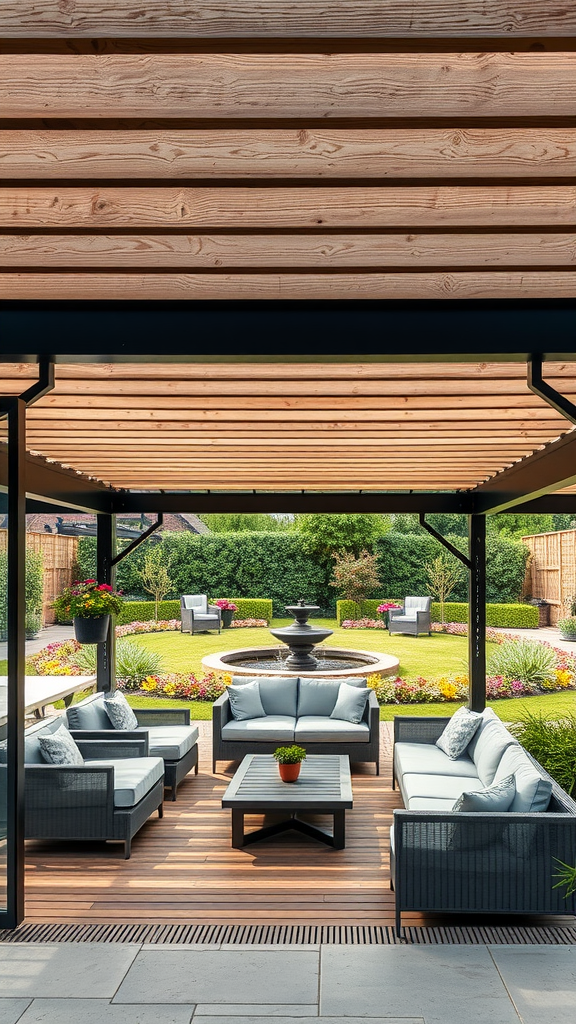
25 405 566 422
3 271 576 300
3 232 576 268
27 393 576 410
3 129 576 180
2 53 576 119
2 2 575 39
474 431 576 512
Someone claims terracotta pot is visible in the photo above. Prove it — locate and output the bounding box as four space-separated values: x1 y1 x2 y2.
278 762 301 783
73 614 110 644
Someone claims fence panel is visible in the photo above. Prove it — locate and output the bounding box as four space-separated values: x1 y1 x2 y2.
522 529 576 623
0 529 78 624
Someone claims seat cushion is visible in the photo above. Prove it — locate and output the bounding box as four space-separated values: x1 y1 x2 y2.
221 715 296 742
140 725 199 761
227 680 266 721
295 716 370 743
401 772 484 806
66 697 110 731
390 615 417 623
394 741 478 781
231 675 298 717
297 677 366 717
436 706 483 759
467 714 519 786
84 756 164 808
406 796 461 811
493 744 553 812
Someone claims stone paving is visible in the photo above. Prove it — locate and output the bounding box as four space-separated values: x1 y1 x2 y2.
0 942 574 1023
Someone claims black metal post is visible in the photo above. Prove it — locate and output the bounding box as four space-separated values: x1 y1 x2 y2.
0 398 26 929
96 513 116 692
468 513 486 712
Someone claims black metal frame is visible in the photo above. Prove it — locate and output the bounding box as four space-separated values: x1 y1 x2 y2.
96 514 116 693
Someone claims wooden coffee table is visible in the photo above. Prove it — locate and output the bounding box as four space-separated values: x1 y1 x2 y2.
221 754 353 849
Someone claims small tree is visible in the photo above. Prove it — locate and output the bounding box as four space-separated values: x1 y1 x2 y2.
425 554 465 623
139 545 174 620
330 549 381 617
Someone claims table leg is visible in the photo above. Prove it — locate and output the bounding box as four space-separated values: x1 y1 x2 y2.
231 809 245 848
333 810 345 850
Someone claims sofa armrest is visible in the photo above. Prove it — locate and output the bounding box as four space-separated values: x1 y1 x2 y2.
364 689 380 729
25 763 115 816
212 690 231 731
208 604 222 621
70 730 150 755
388 608 404 620
394 715 450 746
135 708 191 726
75 738 149 759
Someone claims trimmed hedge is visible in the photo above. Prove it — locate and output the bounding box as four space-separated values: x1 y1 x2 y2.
336 599 539 628
116 596 273 626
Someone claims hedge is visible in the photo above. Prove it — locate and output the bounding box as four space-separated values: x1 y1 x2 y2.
336 599 539 628
115 596 273 626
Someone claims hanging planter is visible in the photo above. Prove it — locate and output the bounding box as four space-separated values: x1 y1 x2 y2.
73 614 110 644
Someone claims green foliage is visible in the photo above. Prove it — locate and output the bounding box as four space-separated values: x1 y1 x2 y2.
336 598 397 624
273 745 307 764
330 549 381 610
53 579 123 620
487 639 557 686
553 860 576 898
139 544 174 619
225 598 273 622
116 596 273 626
0 547 45 639
511 711 576 797
295 513 390 558
489 513 554 539
76 638 163 687
557 617 576 640
425 554 466 622
199 512 290 532
335 599 538 627
552 514 576 531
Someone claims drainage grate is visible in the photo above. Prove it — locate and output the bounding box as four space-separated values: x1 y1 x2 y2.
1 923 575 945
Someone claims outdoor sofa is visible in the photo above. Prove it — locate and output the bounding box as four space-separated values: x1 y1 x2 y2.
212 674 380 774
21 715 165 858
391 709 576 936
66 692 199 800
388 596 432 636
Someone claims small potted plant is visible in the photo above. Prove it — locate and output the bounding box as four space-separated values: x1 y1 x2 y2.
273 744 307 783
53 579 124 644
558 616 576 641
214 598 238 628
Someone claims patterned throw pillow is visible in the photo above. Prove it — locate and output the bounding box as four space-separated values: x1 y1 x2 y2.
103 690 139 730
38 724 84 766
436 706 483 759
452 773 516 812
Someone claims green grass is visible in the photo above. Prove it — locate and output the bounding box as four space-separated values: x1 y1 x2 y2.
0 659 6 674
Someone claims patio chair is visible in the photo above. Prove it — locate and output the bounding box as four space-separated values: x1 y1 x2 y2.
388 596 432 636
180 594 221 634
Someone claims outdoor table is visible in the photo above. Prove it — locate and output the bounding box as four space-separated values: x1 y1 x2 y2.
0 675 97 728
222 753 353 849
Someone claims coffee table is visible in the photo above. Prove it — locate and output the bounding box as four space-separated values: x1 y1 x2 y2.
221 753 353 849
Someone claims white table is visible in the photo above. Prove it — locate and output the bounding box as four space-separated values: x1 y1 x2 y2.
0 675 97 727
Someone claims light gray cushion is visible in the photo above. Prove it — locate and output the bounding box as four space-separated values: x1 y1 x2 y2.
227 680 266 722
452 773 516 812
493 744 553 812
231 675 298 717
141 725 199 761
103 691 139 731
390 615 417 623
468 715 519 787
330 682 370 724
66 697 111 731
407 796 461 811
394 741 478 781
182 595 207 612
297 676 366 717
294 716 370 743
38 724 84 766
401 772 484 805
84 756 164 808
23 717 63 765
221 715 296 742
436 706 483 759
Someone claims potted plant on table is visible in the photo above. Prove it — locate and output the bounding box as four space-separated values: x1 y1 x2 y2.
53 579 124 644
273 745 307 783
214 598 238 628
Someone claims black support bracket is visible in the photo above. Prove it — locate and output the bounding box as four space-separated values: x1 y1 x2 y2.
111 513 164 567
528 354 576 426
418 513 471 570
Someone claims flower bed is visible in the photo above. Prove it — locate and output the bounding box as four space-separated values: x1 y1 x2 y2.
123 671 230 701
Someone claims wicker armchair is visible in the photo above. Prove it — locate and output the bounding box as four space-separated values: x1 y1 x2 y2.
388 596 432 636
180 594 221 634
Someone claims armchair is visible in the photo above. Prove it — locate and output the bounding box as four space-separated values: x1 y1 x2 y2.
180 594 221 634
388 596 432 636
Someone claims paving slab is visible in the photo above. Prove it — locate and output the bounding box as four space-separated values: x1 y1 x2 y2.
320 946 521 1024
114 949 319 1005
0 944 140 999
0 1000 32 1024
193 1005 318 1016
15 1001 194 1024
489 945 576 1024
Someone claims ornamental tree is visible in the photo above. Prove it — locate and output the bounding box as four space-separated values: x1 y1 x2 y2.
425 554 465 623
139 545 174 620
330 549 381 617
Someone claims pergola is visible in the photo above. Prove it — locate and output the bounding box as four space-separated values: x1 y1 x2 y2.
1 0 576 930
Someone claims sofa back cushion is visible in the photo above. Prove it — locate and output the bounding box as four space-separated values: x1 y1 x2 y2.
298 677 366 717
493 743 553 812
231 675 298 717
467 711 519 787
405 596 431 613
66 695 110 731
182 594 208 613
227 680 266 722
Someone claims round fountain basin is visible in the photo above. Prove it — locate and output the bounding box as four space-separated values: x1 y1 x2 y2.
202 645 399 679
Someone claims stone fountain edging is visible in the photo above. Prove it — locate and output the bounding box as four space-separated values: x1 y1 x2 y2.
202 645 399 679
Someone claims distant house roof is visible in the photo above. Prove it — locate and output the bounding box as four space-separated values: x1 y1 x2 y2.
23 512 209 537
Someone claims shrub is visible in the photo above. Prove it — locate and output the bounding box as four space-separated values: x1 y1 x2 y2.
0 547 45 639
558 617 576 640
336 598 399 624
75 638 163 688
511 711 576 797
225 598 273 623
336 599 538 628
487 639 557 687
116 596 273 626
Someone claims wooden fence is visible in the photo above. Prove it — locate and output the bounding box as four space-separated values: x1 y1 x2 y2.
522 529 576 624
0 530 79 624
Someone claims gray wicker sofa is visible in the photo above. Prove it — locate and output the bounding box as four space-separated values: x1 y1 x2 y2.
391 710 576 935
212 674 380 774
66 692 199 800
22 715 165 858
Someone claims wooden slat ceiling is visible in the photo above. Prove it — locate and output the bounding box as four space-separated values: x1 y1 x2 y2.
1 2 575 493
1 362 575 491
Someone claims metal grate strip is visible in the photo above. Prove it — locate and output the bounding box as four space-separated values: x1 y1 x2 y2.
1 923 575 945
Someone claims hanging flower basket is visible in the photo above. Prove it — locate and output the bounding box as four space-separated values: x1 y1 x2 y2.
73 614 110 644
54 579 124 644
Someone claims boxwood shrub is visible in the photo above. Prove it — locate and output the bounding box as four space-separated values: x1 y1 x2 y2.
336 599 539 628
115 596 273 626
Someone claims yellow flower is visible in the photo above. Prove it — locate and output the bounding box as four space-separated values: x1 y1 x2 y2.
141 678 158 692
439 681 458 700
163 683 177 696
367 673 383 688
222 673 233 686
555 668 573 689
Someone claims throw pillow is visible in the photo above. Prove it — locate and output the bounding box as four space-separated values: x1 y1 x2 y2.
38 724 84 766
103 690 139 730
227 680 266 722
452 773 516 813
436 706 483 760
330 682 370 725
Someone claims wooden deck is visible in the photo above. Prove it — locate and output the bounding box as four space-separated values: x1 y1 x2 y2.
24 722 417 927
